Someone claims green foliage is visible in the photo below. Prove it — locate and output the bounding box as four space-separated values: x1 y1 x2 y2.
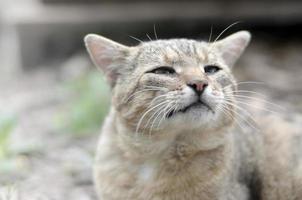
0 114 33 175
0 115 16 160
57 71 110 136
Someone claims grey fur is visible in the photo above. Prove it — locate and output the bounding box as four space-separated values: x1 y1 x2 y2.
85 31 302 200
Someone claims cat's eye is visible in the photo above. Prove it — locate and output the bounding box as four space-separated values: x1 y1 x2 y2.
204 65 221 74
149 66 176 75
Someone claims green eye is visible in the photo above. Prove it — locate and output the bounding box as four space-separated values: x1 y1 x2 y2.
149 66 176 75
204 65 221 74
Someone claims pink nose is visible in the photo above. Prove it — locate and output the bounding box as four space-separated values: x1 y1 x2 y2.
187 80 208 96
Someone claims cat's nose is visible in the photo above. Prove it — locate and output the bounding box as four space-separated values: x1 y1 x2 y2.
187 80 208 96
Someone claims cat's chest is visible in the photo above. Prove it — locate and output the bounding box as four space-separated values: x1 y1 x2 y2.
95 147 230 200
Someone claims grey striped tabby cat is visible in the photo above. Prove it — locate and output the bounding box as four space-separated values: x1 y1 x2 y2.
85 31 302 200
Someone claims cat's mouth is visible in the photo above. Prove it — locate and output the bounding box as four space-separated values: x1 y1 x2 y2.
166 100 212 118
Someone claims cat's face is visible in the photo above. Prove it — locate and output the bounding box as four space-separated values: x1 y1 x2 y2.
85 31 251 135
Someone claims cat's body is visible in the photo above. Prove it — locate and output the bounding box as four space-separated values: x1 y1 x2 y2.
94 108 248 200
84 32 302 200
94 108 301 200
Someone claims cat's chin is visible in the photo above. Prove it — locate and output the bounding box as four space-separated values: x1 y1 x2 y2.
166 102 214 119
163 104 221 131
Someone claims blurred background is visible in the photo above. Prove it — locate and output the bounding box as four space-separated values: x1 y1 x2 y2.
1 0 302 199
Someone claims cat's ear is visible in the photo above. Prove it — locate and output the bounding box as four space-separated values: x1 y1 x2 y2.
84 34 130 86
213 31 251 68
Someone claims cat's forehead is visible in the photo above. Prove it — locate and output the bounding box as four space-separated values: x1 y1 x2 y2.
136 39 211 65
140 39 208 54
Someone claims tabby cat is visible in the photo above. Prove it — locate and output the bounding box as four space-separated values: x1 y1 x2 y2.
84 31 302 200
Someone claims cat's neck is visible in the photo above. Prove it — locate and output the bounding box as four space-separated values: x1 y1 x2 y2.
110 108 231 161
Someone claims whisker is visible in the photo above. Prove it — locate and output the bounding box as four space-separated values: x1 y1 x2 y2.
235 81 265 86
145 103 171 137
149 94 170 105
153 24 158 40
223 97 280 114
223 81 265 90
146 34 153 41
156 102 176 129
144 85 168 90
216 105 235 124
135 100 170 136
213 21 242 44
223 86 282 110
128 35 144 43
233 90 267 97
222 100 259 126
208 25 213 43
164 103 178 119
220 103 259 131
209 21 242 52
144 100 169 127
149 103 175 135
147 107 165 136
142 95 173 115
124 85 168 104
225 94 284 110
219 108 253 130
123 88 164 103
216 105 245 130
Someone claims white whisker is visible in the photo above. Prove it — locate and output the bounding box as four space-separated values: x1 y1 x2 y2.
156 102 176 129
209 21 241 52
220 103 258 131
146 34 153 41
149 103 174 135
144 102 170 132
225 94 284 110
128 35 143 43
123 88 163 103
223 97 279 114
135 100 170 136
153 24 158 40
222 100 259 127
208 25 213 43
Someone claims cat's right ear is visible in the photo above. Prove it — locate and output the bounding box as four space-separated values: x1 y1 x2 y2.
84 34 130 86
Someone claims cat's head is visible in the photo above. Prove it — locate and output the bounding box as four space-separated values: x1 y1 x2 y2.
84 31 251 135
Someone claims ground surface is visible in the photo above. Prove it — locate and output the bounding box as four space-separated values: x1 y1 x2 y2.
0 39 302 200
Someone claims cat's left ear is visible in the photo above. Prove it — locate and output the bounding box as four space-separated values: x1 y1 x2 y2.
213 31 251 68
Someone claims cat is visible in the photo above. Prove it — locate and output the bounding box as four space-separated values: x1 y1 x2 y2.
84 31 302 200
